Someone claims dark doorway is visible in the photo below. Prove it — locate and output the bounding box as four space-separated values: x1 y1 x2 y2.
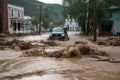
18 23 21 31
99 20 113 36
13 23 16 31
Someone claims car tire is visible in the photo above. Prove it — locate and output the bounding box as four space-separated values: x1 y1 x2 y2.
61 37 65 41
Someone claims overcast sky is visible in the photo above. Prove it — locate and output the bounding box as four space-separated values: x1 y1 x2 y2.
38 0 62 5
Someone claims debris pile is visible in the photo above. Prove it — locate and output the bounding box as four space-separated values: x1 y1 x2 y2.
0 38 109 58
62 47 81 58
0 39 7 46
9 39 32 50
0 33 8 37
97 37 120 46
78 45 91 55
75 41 87 45
40 40 58 46
0 39 33 50
75 41 109 57
22 46 82 58
90 49 109 56
22 48 46 57
0 39 59 50
21 40 109 58
74 41 91 55
0 39 8 50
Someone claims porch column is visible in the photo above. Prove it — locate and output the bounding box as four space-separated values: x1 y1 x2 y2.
34 24 36 31
27 24 30 33
23 23 26 33
20 21 23 33
10 20 13 34
16 21 18 34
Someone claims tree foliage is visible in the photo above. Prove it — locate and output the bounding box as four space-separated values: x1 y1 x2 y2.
63 0 120 35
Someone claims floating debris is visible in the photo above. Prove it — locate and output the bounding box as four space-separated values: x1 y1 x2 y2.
97 37 120 46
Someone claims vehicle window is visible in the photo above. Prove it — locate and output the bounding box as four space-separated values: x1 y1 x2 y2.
52 28 64 32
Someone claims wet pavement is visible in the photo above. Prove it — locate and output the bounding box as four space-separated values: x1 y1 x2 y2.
0 31 120 80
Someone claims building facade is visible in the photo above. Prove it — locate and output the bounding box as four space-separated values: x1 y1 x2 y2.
99 6 120 36
65 15 78 31
8 4 31 34
111 8 120 34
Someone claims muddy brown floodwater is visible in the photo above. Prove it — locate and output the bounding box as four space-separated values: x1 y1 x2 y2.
0 32 120 80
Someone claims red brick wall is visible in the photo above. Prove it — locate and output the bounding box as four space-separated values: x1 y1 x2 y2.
0 0 8 33
0 1 3 33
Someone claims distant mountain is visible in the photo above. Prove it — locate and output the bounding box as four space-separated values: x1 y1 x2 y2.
45 4 63 20
8 0 63 20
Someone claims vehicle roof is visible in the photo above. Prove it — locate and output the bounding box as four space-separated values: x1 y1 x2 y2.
52 27 64 32
53 27 63 29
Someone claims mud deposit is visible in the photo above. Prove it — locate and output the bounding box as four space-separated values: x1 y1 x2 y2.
96 37 120 46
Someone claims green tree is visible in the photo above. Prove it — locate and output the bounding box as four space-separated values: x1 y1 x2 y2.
41 6 53 29
63 0 91 35
62 0 120 35
31 16 39 25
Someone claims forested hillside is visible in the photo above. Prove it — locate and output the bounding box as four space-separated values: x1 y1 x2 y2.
8 0 63 21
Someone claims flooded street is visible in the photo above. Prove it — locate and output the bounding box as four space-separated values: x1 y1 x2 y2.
4 33 49 41
0 32 120 80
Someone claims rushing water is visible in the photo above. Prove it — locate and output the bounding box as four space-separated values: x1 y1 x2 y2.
19 74 73 80
0 32 120 80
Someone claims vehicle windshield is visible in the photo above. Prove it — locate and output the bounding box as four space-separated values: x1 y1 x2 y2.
52 27 64 32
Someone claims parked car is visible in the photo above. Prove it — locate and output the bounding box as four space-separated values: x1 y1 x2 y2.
49 27 69 41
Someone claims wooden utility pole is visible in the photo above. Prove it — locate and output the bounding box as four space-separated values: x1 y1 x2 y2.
93 0 97 41
39 3 42 34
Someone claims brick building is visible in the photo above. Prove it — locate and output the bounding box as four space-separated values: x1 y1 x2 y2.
0 0 8 33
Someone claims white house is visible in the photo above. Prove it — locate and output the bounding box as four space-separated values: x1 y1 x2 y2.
64 15 78 31
71 19 78 31
8 4 31 34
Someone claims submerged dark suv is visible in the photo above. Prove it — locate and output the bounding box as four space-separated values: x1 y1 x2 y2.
49 27 68 41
